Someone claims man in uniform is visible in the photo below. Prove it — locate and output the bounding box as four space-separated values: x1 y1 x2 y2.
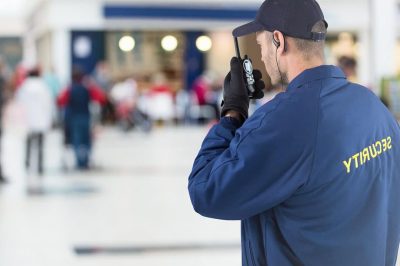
188 0 400 265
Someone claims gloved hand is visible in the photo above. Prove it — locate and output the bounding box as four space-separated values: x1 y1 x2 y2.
221 57 265 121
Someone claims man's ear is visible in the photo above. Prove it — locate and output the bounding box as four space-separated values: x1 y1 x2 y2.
272 37 280 48
273 31 286 53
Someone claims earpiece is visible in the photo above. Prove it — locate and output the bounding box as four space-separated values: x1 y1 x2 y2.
273 35 284 90
273 38 280 48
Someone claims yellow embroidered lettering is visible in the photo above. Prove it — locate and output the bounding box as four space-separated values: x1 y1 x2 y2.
376 141 382 155
362 148 370 163
343 158 352 174
352 153 360 168
369 145 378 158
387 137 392 150
382 138 387 152
359 151 364 165
342 136 393 173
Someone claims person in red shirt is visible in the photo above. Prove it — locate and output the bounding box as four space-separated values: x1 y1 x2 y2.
57 66 106 169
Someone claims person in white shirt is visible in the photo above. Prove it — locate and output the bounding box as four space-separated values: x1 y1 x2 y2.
17 67 53 175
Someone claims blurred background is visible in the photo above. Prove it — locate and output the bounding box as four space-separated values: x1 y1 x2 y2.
0 0 399 265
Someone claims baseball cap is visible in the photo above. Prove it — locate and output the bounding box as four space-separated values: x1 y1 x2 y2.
233 0 328 41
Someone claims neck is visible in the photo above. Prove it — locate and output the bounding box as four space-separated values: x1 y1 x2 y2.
286 56 324 83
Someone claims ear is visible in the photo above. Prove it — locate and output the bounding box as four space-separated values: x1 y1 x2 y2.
273 31 285 53
272 37 280 48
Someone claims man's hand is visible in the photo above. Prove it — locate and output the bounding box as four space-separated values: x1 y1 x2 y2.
221 57 265 122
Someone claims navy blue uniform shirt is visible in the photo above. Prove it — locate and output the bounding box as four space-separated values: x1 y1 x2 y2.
188 65 400 266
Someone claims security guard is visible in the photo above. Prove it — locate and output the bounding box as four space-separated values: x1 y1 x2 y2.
188 0 400 265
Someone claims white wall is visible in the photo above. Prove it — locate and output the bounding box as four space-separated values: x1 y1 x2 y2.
319 1 370 32
47 0 103 30
370 0 398 89
0 0 25 36
0 0 46 36
0 0 25 19
0 19 24 36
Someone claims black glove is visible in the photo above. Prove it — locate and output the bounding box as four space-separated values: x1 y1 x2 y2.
221 57 265 120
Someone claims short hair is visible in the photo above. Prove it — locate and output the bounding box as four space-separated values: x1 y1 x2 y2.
28 67 41 77
290 20 327 61
72 65 86 83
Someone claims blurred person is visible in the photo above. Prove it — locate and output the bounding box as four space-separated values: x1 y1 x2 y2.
12 63 27 90
188 1 400 266
110 77 151 132
110 77 137 130
150 73 171 94
0 56 12 82
92 61 114 124
58 66 106 170
92 61 112 93
192 71 221 122
147 73 174 124
338 56 357 82
0 57 14 101
0 61 8 183
17 67 53 175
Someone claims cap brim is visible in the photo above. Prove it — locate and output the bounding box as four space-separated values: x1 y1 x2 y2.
232 21 265 37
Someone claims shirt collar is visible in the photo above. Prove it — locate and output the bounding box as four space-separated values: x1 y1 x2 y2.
287 65 346 91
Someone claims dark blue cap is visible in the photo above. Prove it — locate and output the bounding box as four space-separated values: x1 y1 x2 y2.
233 0 328 41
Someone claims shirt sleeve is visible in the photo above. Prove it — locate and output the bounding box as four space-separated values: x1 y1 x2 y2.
188 102 316 220
57 88 70 107
88 84 107 105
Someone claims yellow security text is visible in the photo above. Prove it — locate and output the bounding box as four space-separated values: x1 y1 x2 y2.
343 136 393 174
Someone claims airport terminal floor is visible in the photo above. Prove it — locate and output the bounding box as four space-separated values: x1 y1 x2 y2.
0 103 399 266
0 111 241 265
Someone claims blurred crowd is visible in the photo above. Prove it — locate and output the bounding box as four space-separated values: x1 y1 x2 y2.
0 54 359 176
0 58 229 176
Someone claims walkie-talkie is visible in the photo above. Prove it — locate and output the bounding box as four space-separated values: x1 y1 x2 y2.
234 37 256 99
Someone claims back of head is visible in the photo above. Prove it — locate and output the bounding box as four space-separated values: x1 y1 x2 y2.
72 65 86 84
28 67 41 78
288 20 327 61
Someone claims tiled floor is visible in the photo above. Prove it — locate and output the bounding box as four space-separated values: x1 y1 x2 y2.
0 124 241 266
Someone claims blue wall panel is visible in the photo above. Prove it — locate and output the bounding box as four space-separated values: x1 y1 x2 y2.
184 31 205 91
104 6 257 20
71 31 105 77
